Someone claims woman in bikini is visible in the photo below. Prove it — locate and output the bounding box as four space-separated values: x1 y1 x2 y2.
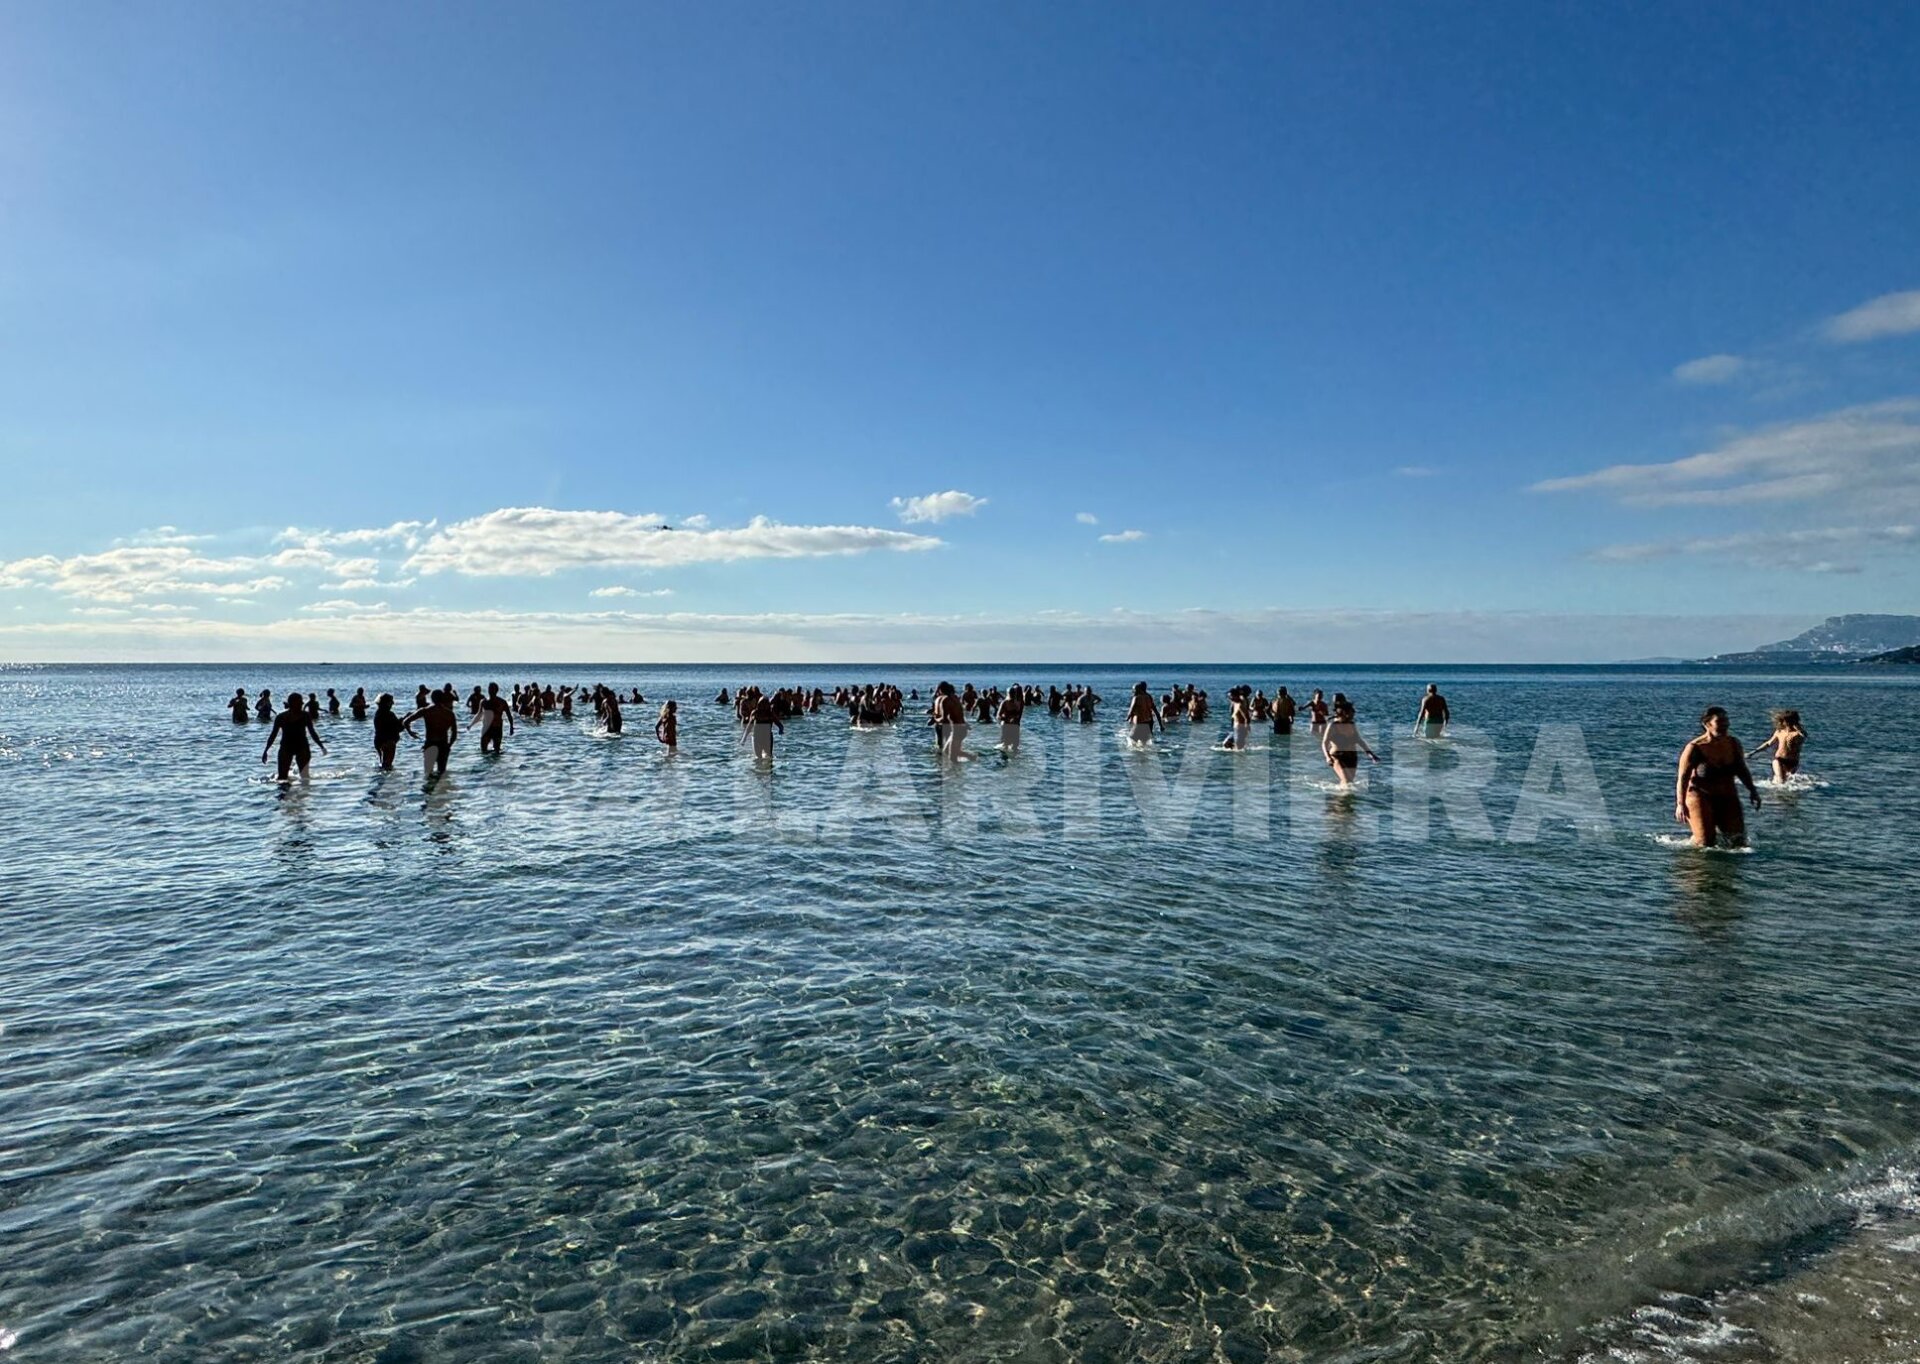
1320 701 1378 789
1748 709 1807 784
1675 705 1761 847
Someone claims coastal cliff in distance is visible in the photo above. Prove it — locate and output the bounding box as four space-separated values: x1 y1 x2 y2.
1864 643 1920 665
1701 614 1920 665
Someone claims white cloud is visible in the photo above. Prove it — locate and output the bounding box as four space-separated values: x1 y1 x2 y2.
117 526 212 547
276 520 434 551
589 586 674 599
891 490 987 524
1531 400 1920 513
1591 524 1917 573
300 599 388 613
680 514 711 530
324 579 413 593
1672 354 1748 385
407 508 941 576
1098 529 1148 543
0 546 293 603
1823 290 1920 344
1075 512 1099 525
269 547 340 571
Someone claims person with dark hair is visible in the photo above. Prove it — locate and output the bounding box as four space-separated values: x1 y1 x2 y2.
749 691 780 760
1125 682 1159 746
372 694 402 770
261 692 326 780
476 683 514 755
1321 699 1378 790
404 689 459 778
1273 686 1297 736
1675 706 1760 847
995 688 1024 756
932 682 968 762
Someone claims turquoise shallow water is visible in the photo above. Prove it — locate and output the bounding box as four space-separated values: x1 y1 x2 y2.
2 663 1918 1363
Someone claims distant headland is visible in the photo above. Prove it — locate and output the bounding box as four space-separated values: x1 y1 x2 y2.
1698 614 1920 665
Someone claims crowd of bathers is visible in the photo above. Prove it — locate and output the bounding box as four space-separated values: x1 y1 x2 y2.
230 677 1441 792
225 679 1815 849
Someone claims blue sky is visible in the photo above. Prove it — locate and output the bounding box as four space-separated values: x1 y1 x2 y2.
2 2 1917 661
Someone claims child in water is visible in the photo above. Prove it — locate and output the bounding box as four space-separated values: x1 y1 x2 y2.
1748 709 1807 784
655 699 677 750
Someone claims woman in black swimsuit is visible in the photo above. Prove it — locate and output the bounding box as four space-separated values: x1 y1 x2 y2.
1675 706 1760 847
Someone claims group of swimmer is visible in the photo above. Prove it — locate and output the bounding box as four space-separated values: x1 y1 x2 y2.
707 679 1445 778
228 680 1812 849
231 681 678 779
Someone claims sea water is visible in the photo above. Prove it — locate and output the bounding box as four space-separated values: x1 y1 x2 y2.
1 663 1917 1363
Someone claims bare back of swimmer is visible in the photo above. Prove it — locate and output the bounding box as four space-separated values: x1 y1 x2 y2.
404 693 459 777
477 684 514 754
261 693 327 779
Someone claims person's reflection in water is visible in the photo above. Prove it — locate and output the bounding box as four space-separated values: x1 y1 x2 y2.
1315 789 1368 882
364 772 405 851
422 775 457 850
273 777 317 868
1670 848 1745 940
